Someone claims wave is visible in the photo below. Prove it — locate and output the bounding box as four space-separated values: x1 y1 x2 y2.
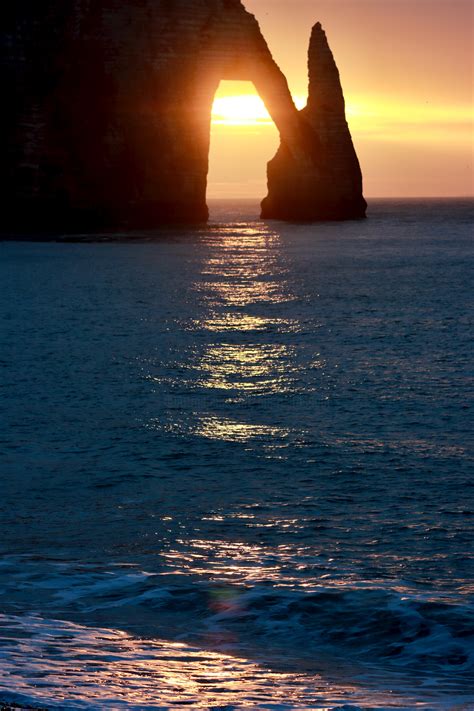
1 558 472 681
202 585 474 672
2 612 461 711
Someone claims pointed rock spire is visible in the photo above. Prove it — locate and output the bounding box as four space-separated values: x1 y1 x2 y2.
307 22 345 115
261 22 367 221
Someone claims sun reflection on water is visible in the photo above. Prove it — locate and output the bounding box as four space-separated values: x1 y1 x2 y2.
0 613 406 710
193 416 290 444
190 223 302 443
146 221 308 448
196 225 292 309
196 277 293 307
195 312 296 333
195 343 296 395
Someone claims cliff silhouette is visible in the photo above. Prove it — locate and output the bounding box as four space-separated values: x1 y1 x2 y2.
1 1 366 231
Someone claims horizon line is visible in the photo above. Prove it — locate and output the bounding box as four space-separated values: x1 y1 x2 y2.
207 195 474 201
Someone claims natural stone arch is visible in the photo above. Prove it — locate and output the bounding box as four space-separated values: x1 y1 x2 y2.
179 3 311 220
1 0 365 232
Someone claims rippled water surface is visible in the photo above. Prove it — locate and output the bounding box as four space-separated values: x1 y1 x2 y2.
1 199 473 709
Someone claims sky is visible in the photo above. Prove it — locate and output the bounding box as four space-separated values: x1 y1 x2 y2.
207 0 473 199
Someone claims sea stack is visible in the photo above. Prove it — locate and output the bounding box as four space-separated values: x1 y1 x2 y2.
261 23 367 221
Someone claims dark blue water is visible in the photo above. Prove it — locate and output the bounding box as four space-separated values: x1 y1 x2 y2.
0 199 473 709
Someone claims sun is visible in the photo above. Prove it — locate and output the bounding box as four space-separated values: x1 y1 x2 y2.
212 94 272 126
211 82 307 126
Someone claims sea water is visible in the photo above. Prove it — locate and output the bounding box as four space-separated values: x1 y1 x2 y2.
0 199 473 709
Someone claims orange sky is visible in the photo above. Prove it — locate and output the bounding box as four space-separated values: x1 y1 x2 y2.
208 0 473 199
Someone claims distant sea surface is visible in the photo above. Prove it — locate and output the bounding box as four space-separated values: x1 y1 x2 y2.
1 199 473 710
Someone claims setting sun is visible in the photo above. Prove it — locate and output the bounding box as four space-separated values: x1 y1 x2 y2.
212 94 271 126
211 83 307 126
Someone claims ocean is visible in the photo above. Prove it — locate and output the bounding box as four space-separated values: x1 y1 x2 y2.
0 199 473 709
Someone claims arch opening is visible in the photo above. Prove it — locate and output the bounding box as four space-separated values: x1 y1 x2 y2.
207 80 280 217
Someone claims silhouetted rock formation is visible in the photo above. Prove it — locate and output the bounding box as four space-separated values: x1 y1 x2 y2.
261 23 367 221
1 4 365 231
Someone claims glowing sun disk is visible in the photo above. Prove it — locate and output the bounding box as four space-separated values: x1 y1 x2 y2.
212 94 307 125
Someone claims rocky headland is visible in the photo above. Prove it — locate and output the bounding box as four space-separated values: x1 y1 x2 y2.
1 1 366 231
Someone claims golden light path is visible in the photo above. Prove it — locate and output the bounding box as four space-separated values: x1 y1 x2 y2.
0 613 426 709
